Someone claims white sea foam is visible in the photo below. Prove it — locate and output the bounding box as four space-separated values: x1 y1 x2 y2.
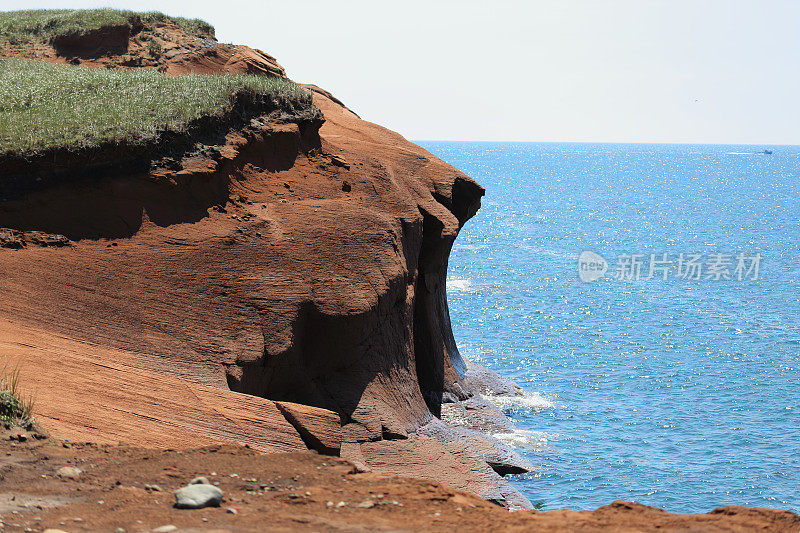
492 429 550 451
447 278 472 292
482 391 556 411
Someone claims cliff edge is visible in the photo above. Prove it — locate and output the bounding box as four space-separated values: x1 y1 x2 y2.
0 10 529 509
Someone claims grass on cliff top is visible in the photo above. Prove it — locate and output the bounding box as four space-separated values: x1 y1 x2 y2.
0 59 312 156
0 8 215 44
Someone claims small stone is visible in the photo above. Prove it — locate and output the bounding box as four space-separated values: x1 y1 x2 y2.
189 477 210 485
326 501 334 508
115 528 126 533
174 484 223 509
152 526 178 533
226 507 237 514
55 466 81 479
331 155 350 169
356 500 375 509
336 501 346 508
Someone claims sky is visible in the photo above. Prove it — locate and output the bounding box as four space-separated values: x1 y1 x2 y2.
4 0 800 144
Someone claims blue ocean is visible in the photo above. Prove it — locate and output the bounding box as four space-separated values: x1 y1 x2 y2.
418 141 800 514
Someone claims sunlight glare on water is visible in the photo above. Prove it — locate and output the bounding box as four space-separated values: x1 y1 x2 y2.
419 141 800 514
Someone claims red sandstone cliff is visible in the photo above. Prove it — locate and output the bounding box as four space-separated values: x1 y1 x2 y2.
1 17 530 508
1 17 798 529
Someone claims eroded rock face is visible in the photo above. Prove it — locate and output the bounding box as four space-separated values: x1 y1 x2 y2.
1 16 285 77
184 93 485 446
0 28 542 506
0 71 482 429
51 24 132 57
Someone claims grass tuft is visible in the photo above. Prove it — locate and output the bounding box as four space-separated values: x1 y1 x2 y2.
0 8 215 45
0 361 33 428
0 59 312 156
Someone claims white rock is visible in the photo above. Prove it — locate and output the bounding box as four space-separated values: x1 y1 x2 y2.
55 466 81 479
174 484 223 509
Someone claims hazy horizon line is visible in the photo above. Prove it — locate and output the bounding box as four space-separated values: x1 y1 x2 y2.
412 139 799 147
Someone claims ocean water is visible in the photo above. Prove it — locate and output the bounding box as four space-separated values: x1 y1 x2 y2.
417 141 800 514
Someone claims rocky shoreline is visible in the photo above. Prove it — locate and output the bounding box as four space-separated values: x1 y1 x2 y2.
342 360 540 510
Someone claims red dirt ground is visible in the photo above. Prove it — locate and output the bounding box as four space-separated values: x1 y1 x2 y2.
1 436 798 533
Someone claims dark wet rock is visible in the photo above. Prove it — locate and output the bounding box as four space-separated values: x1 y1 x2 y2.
417 418 533 476
465 362 529 399
441 395 518 436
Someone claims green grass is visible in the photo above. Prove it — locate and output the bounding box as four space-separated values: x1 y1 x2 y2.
0 58 312 155
0 362 33 428
0 8 215 45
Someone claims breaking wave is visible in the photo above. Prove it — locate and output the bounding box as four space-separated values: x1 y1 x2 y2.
447 278 473 292
482 391 555 411
493 429 550 451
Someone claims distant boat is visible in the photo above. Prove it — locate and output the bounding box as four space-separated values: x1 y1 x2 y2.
763 149 774 155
